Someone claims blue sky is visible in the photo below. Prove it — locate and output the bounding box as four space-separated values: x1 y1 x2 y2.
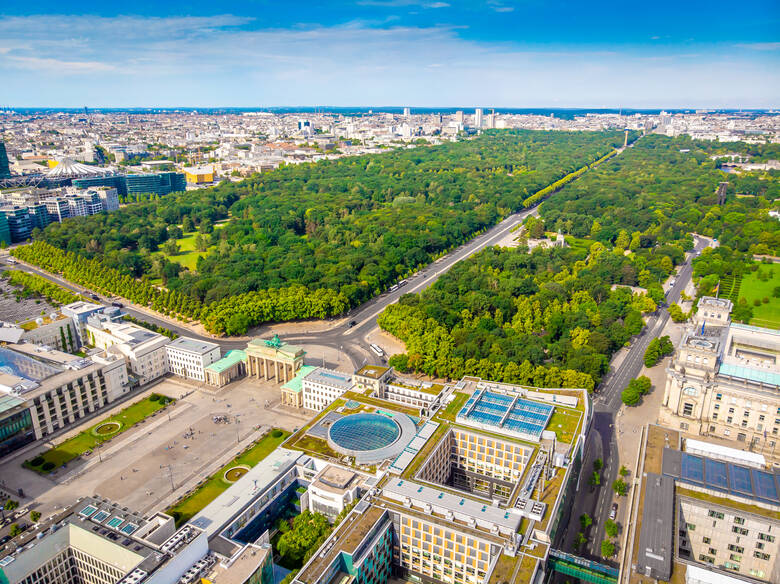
1 1 778 108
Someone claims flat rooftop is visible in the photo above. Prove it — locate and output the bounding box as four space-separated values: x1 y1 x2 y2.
635 472 674 580
355 365 389 379
382 478 523 534
457 389 554 441
305 367 353 391
296 503 388 584
663 448 780 506
190 448 302 540
167 336 220 355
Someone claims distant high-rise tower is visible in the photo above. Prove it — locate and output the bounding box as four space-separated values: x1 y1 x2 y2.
455 110 464 124
0 142 10 179
475 108 483 129
624 129 629 148
403 107 411 117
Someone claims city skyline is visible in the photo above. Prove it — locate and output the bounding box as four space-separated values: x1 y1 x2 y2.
1 0 778 108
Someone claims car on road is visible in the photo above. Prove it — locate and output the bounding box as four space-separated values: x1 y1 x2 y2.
609 503 618 520
669 279 676 287
90 293 100 301
111 301 124 308
348 320 357 327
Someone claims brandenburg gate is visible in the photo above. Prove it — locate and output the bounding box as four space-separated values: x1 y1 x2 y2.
245 335 305 384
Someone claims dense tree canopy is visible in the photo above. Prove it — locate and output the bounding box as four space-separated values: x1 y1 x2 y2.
24 130 623 333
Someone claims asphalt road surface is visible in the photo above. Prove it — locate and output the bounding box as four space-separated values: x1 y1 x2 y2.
560 236 709 561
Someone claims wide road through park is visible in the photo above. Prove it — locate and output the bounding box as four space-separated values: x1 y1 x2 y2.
560 235 709 562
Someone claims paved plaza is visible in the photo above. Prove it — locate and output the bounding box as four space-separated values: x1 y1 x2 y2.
0 376 311 519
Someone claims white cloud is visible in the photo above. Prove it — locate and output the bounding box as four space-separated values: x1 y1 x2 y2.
735 42 780 51
0 14 776 108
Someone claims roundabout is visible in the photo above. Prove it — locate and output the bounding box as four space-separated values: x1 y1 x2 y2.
223 465 250 483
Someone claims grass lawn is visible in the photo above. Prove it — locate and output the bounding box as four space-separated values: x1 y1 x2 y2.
288 435 340 459
737 264 780 329
545 408 582 444
437 392 468 422
155 224 227 272
166 429 289 526
24 394 173 473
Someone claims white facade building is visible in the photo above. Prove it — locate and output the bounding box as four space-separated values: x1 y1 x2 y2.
86 316 170 385
301 367 353 411
165 337 221 382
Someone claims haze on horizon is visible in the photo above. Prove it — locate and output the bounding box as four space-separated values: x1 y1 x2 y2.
0 0 778 109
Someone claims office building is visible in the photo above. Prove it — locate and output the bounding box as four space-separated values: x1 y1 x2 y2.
0 213 10 246
95 186 120 211
16 311 78 352
626 425 780 583
0 142 10 179
26 202 51 230
380 377 444 412
72 174 126 196
474 108 483 129
301 367 354 411
0 206 32 243
353 364 392 395
86 315 170 385
44 197 71 222
61 301 109 347
125 172 185 196
0 496 210 584
403 107 411 117
660 296 780 453
289 378 591 584
165 337 221 382
66 195 88 217
0 343 129 454
307 465 368 520
182 166 214 184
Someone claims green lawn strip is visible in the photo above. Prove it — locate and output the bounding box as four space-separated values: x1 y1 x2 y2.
737 264 780 329
437 392 468 422
166 429 289 526
544 408 582 444
24 394 173 473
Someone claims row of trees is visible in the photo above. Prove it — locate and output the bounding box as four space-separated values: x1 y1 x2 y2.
4 270 81 305
644 335 674 367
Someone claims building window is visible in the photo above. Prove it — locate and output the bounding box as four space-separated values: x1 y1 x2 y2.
728 544 744 552
699 555 714 564
680 422 689 430
708 511 725 519
758 533 775 543
683 386 697 396
733 517 745 526
754 551 770 560
715 393 722 401
724 561 740 571
683 403 694 416
738 433 747 441
733 526 749 536
703 537 711 544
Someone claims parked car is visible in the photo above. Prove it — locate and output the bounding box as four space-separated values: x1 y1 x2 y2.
609 503 618 520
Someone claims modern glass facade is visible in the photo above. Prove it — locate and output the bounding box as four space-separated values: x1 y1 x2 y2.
0 142 10 179
125 172 186 196
0 407 35 458
0 212 10 246
72 174 127 195
0 206 32 243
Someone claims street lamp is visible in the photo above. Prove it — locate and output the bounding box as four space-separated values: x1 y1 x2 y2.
235 414 242 443
160 464 175 491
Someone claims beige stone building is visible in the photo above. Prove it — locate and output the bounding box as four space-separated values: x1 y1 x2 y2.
660 296 780 455
245 335 304 384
